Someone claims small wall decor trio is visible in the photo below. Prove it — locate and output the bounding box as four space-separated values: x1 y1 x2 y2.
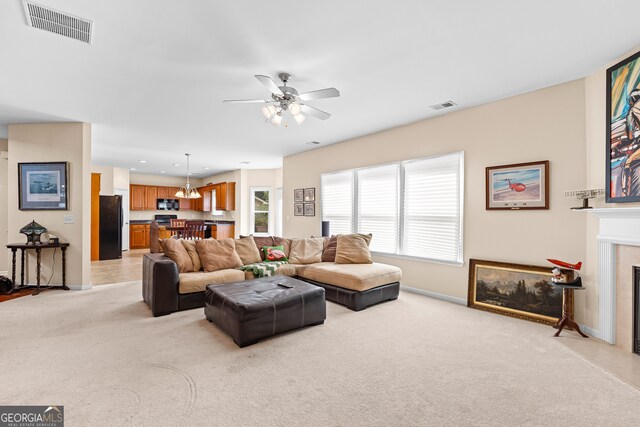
294 188 315 216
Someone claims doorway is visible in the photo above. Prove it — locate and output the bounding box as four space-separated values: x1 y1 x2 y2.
114 188 129 251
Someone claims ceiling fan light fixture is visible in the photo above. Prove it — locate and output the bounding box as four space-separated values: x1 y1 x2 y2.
261 105 276 119
271 114 283 126
294 113 306 124
289 102 301 116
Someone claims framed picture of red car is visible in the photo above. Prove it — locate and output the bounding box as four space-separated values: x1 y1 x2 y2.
606 50 640 203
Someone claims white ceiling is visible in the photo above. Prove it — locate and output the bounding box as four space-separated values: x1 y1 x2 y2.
1 0 640 177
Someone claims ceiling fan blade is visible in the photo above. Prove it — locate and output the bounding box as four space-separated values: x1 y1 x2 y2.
301 105 331 120
298 88 340 101
223 99 270 104
255 75 284 96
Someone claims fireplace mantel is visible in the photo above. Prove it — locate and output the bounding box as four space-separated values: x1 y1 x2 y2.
588 207 640 344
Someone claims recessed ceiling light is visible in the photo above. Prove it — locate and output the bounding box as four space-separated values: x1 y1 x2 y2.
159 170 166 174
203 167 211 170
172 163 180 167
130 168 136 171
138 160 147 163
240 161 251 165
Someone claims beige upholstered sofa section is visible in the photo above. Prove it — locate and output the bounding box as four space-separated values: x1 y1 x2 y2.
299 262 402 292
179 269 245 294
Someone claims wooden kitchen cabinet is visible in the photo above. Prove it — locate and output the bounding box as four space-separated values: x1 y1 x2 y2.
157 186 171 198
145 186 158 210
212 223 234 239
216 182 236 211
179 197 191 211
130 224 149 249
130 185 146 210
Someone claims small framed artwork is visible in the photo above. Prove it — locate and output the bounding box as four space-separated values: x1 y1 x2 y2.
304 203 315 216
294 188 304 202
304 188 315 202
294 203 304 216
606 50 640 202
468 259 573 326
18 162 69 210
486 160 549 210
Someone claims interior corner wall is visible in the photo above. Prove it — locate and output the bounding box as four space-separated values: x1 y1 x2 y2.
8 123 91 288
283 80 587 313
0 138 8 274
583 46 640 332
91 164 115 195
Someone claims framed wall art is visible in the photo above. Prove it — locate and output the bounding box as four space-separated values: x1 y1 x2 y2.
468 259 572 326
304 188 315 202
304 203 315 216
18 162 69 210
294 203 304 216
606 50 640 202
486 160 549 210
294 188 304 202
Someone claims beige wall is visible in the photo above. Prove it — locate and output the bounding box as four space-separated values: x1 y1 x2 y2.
91 164 114 195
583 46 640 331
8 123 91 288
0 139 8 274
283 81 587 311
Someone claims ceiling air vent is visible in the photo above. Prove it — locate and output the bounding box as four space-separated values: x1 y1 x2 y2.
23 1 92 44
430 101 457 111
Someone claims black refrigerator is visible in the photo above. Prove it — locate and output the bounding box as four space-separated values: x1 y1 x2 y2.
99 195 123 260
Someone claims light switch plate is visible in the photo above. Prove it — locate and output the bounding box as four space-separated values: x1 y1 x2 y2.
64 215 74 224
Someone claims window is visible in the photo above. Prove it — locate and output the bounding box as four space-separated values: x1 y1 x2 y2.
320 152 464 264
250 187 272 236
320 171 353 235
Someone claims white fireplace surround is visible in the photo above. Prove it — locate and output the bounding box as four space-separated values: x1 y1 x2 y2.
590 207 640 344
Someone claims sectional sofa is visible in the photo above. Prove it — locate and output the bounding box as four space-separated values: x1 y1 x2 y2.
142 235 402 316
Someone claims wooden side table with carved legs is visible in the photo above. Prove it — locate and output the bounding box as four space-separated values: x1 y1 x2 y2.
552 284 588 338
6 242 70 296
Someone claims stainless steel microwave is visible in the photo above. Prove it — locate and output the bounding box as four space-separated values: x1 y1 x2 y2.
157 198 180 210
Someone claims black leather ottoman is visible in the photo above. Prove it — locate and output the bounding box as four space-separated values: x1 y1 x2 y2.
204 276 326 347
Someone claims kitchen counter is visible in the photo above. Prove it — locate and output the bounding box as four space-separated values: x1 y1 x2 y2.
130 219 235 225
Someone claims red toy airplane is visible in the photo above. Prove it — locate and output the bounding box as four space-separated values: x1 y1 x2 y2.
547 259 582 271
504 178 526 192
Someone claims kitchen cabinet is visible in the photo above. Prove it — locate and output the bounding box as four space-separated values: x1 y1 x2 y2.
179 197 191 211
211 223 234 239
215 182 236 211
131 185 146 211
145 186 158 210
157 186 171 198
130 224 150 249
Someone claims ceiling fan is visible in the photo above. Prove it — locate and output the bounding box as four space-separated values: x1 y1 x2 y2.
223 73 340 126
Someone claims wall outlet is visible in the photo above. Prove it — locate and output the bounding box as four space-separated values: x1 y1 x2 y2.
64 215 75 224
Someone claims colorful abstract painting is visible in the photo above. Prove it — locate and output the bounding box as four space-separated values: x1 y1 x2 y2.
607 51 640 202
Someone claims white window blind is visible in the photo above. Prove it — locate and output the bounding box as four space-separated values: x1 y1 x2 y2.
402 152 463 263
321 171 354 235
320 151 464 264
357 164 399 253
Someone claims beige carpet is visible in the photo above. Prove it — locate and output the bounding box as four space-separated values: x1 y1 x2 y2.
1 282 640 426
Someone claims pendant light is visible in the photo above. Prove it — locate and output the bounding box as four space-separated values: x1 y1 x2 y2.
175 153 201 199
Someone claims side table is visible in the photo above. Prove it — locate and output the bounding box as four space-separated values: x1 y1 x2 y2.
552 284 588 338
6 242 70 296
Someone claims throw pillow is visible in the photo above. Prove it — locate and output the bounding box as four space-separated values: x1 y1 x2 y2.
335 233 373 264
180 239 202 271
321 235 338 262
272 237 292 258
241 235 274 261
234 235 262 265
262 245 288 262
288 238 324 264
196 238 243 272
161 238 194 273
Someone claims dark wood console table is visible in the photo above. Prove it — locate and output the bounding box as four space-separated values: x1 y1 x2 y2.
552 284 588 338
6 242 70 296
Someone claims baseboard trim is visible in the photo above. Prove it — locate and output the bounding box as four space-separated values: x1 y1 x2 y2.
579 324 602 341
68 284 92 291
401 285 467 306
